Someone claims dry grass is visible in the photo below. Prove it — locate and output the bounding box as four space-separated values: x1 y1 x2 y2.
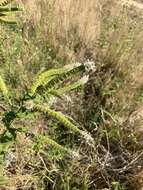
19 0 41 25
18 0 101 61
120 0 143 10
1 0 143 189
50 0 101 44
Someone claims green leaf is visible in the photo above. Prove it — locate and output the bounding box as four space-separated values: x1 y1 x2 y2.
0 175 8 185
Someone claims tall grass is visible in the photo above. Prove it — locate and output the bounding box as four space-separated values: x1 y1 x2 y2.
1 0 143 189
19 0 101 61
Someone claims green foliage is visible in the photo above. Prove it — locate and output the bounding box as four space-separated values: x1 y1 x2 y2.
0 60 91 189
0 62 90 159
34 104 82 134
0 0 21 24
112 182 125 190
0 0 14 6
1 1 140 189
48 76 88 96
0 175 8 185
0 74 8 98
34 134 70 154
30 63 85 96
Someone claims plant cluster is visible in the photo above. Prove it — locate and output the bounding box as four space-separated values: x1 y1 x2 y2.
0 0 143 190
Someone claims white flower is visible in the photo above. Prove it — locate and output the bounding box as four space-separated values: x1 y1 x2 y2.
25 100 34 110
81 131 94 146
84 60 96 73
79 75 89 84
4 151 16 168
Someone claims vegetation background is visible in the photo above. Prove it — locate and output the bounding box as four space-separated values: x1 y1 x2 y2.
0 0 143 189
